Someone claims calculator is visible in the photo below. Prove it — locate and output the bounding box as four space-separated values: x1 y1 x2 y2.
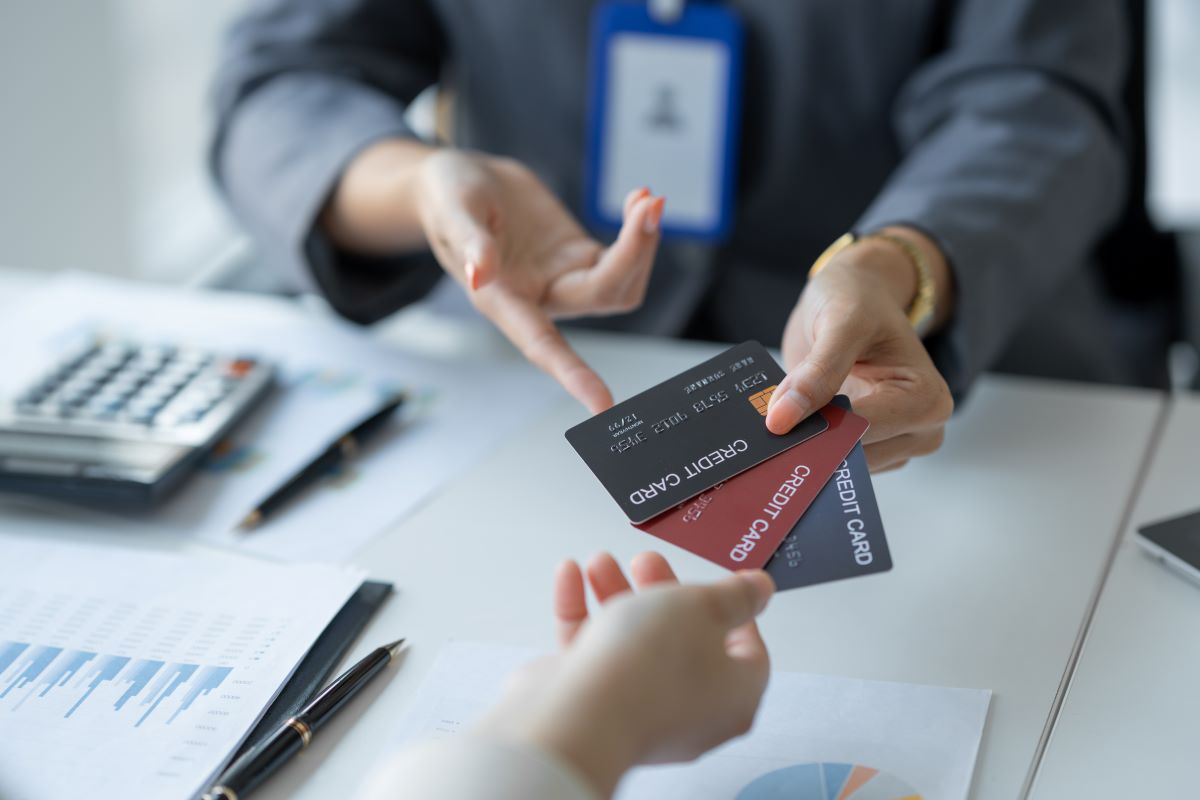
0 339 273 506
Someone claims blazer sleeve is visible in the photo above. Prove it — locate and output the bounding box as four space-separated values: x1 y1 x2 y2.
855 0 1129 397
356 736 600 800
209 0 447 324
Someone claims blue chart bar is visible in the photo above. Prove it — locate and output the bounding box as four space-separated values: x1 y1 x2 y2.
2 645 62 700
0 641 30 677
68 654 130 718
136 662 197 727
0 639 232 726
114 659 166 712
169 666 233 723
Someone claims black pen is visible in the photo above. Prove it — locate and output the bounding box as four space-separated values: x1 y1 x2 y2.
202 638 406 800
238 393 407 531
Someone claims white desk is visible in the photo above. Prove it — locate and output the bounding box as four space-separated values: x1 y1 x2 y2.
0 268 1169 799
236 332 1162 800
1029 393 1200 798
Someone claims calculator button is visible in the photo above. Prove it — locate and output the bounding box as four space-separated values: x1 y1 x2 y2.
136 386 175 405
59 389 93 408
154 410 183 427
98 342 133 359
226 359 256 378
84 398 124 419
159 367 199 386
105 384 141 402
174 352 212 371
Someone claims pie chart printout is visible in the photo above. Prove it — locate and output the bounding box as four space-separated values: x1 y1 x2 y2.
737 762 923 800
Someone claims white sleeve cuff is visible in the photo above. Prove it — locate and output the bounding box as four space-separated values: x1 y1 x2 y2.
357 735 600 800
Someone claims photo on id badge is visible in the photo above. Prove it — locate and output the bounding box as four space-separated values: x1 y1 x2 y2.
584 0 744 241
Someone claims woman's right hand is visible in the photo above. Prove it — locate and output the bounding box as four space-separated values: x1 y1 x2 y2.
323 141 665 413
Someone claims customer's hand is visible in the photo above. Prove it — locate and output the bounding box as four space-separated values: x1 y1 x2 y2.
478 552 774 798
765 227 955 472
421 151 663 413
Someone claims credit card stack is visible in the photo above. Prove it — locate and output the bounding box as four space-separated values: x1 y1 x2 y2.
566 342 891 591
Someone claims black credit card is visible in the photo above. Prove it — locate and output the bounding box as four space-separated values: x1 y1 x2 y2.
766 396 892 590
565 341 828 523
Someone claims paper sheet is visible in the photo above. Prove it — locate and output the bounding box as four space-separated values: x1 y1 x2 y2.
0 533 365 800
0 272 556 561
383 642 991 800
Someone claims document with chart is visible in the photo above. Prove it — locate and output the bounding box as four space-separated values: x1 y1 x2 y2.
384 642 991 800
0 535 364 800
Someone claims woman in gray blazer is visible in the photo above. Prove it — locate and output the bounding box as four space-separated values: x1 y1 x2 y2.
212 0 1129 471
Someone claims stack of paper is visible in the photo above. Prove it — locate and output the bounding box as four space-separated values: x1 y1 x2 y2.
0 272 557 562
0 534 365 800
382 642 992 800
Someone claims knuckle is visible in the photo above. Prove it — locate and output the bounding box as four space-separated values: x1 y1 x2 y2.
731 711 756 738
491 155 534 183
521 327 561 364
600 282 630 311
456 181 489 209
614 287 643 313
916 429 944 457
926 379 954 422
800 359 840 397
790 380 821 412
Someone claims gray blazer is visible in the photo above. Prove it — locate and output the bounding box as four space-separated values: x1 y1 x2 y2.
211 0 1134 396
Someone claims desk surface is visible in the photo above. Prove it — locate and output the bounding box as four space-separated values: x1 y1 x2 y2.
1030 393 1200 798
0 268 1170 799
243 332 1163 800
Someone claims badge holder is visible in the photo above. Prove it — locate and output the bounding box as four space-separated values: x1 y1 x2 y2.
583 0 744 242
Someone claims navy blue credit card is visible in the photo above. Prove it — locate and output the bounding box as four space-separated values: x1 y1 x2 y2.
565 342 828 523
766 398 892 590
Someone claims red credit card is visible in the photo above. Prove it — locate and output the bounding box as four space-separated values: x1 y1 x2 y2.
633 399 868 570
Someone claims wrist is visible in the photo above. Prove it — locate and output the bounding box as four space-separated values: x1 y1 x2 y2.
479 685 638 799
521 715 633 799
832 235 918 312
321 137 437 255
878 225 954 331
810 225 953 334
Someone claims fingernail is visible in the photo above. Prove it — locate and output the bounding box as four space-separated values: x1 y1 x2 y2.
643 196 665 235
765 388 806 434
465 261 479 291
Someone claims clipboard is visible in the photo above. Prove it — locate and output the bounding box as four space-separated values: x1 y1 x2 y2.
231 580 394 759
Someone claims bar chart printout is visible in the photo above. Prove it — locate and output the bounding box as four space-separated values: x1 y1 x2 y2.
0 536 364 800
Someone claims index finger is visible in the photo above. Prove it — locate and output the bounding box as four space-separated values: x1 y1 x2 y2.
478 287 614 413
847 346 953 445
553 560 588 648
844 384 917 445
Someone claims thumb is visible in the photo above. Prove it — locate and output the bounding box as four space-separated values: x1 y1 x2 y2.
765 318 864 435
701 571 774 631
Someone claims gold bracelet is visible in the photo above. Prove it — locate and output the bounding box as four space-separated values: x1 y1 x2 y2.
808 231 936 337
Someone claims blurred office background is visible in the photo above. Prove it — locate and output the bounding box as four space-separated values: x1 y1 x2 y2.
1 0 1198 379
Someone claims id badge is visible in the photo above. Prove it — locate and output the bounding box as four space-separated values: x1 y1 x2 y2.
584 1 744 242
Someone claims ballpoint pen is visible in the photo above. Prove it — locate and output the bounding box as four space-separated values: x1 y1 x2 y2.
202 638 406 800
238 393 406 531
